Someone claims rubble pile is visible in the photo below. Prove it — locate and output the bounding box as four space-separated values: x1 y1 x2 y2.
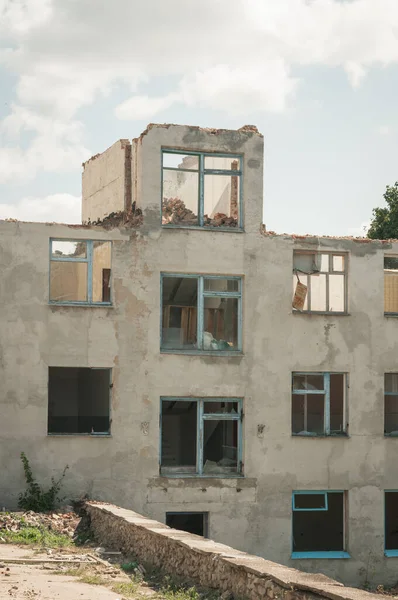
87 206 143 230
162 197 198 225
0 510 80 539
162 198 238 227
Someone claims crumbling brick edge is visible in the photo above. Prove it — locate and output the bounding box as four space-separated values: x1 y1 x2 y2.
84 502 378 600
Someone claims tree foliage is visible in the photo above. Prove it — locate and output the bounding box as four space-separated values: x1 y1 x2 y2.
368 182 398 240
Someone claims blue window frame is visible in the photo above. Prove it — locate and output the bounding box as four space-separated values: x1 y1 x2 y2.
292 373 347 436
160 397 243 477
161 149 243 230
385 491 398 556
161 274 242 354
384 374 398 436
49 239 112 306
292 491 350 559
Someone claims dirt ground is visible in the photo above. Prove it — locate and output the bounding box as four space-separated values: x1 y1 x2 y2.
0 544 146 599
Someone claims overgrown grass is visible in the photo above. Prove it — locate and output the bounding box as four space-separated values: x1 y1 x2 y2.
111 581 140 597
79 573 108 586
1 524 72 548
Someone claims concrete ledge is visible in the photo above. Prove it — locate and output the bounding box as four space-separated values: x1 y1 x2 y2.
84 502 379 600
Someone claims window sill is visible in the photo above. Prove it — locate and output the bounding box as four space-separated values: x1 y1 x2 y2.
385 550 398 557
291 551 350 559
385 313 398 318
162 225 244 233
384 433 398 437
292 433 349 439
160 349 243 357
47 433 111 437
49 302 113 308
292 310 349 316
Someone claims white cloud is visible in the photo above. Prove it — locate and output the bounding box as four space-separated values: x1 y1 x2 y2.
2 0 398 180
115 94 178 120
0 193 81 223
376 125 392 136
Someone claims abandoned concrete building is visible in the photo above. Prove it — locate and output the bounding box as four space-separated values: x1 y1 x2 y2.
2 123 398 586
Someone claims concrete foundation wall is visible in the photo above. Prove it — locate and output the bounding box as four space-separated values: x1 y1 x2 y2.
1 125 398 587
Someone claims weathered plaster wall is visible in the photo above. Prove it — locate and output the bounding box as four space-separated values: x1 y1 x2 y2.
82 139 130 223
2 125 398 587
85 501 381 600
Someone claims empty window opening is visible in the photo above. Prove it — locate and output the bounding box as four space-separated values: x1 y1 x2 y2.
48 367 111 435
50 240 112 304
385 374 398 435
166 512 208 537
162 150 242 229
160 398 242 476
292 373 347 436
292 252 346 313
384 257 398 314
385 492 398 552
161 275 241 352
292 492 345 553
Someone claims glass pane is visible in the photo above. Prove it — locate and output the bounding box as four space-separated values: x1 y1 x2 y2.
204 401 239 414
386 373 398 393
385 395 398 434
204 278 239 293
294 493 326 510
320 254 329 272
163 153 199 170
329 274 345 312
333 255 344 272
92 241 111 303
203 297 238 350
161 401 197 472
293 253 316 274
51 240 86 258
292 394 325 434
310 273 327 311
203 420 238 474
385 257 398 271
330 374 345 433
50 261 88 302
384 272 398 313
162 277 197 350
203 174 240 228
204 156 240 170
293 374 324 391
162 170 199 226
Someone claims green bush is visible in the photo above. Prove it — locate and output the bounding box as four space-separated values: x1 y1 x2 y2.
18 452 69 512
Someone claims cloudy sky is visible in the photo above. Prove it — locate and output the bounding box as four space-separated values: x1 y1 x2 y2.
0 0 397 235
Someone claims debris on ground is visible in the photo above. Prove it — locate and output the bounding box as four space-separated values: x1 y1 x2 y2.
0 510 80 539
162 197 238 227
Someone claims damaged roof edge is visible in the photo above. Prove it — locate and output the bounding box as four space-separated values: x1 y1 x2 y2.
82 139 131 169
260 224 398 245
132 122 263 143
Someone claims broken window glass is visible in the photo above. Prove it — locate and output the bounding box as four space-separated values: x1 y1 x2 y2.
162 150 242 229
384 256 398 313
161 274 242 353
292 373 346 436
292 492 346 554
160 398 242 476
50 239 112 305
292 251 346 313
48 367 111 435
385 374 398 435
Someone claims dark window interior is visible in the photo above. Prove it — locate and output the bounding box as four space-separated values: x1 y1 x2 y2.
385 492 398 550
166 512 207 537
48 367 110 434
293 492 344 552
161 401 197 472
102 269 111 302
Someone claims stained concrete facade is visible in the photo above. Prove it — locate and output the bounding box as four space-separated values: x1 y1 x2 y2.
1 124 398 587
